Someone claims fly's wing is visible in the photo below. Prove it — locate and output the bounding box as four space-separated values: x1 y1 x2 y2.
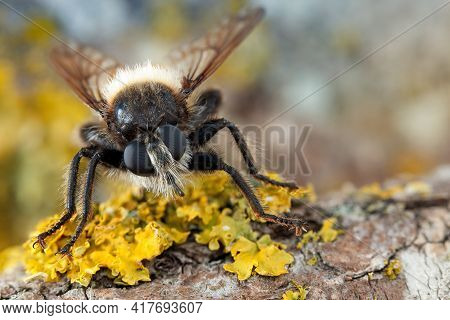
167 7 265 95
50 43 123 118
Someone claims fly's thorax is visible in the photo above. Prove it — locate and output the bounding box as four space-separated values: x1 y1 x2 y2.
103 61 183 104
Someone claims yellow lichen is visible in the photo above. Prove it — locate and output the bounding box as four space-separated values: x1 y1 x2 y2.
318 218 344 242
282 281 308 300
296 218 342 250
21 172 311 286
359 183 403 199
359 181 431 199
256 173 309 213
402 181 431 197
223 235 294 281
24 211 178 286
195 211 257 251
296 231 319 250
384 259 402 280
306 256 317 266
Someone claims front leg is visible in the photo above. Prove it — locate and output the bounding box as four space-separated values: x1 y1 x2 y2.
189 152 307 235
57 152 102 255
189 118 298 189
33 120 124 252
33 147 95 250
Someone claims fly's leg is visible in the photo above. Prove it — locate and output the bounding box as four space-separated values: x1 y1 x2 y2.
32 148 94 250
190 118 298 189
189 152 308 235
57 152 101 256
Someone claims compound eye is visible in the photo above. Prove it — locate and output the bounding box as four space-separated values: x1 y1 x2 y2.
115 101 129 123
114 101 135 136
158 125 187 161
123 140 155 176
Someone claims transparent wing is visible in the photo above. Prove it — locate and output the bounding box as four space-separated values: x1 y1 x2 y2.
50 43 123 117
167 7 264 94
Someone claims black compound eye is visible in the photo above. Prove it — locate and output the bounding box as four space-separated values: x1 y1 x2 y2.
115 101 130 124
114 101 135 136
158 125 187 161
123 140 155 176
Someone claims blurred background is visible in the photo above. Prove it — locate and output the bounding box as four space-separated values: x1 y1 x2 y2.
0 0 449 249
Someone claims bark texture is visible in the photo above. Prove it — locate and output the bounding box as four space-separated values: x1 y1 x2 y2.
1 166 449 300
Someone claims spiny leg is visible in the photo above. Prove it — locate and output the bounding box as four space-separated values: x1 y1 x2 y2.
189 152 307 235
33 148 94 250
57 152 101 256
252 173 297 189
189 118 298 189
219 158 306 234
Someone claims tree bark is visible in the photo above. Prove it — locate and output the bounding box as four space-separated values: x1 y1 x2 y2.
1 166 449 300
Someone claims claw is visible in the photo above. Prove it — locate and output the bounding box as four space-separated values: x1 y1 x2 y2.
32 235 47 250
293 221 309 236
57 244 73 258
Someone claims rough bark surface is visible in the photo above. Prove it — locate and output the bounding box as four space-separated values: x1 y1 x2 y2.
1 166 449 300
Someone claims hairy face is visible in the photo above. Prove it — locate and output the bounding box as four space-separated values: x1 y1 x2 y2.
109 82 190 186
